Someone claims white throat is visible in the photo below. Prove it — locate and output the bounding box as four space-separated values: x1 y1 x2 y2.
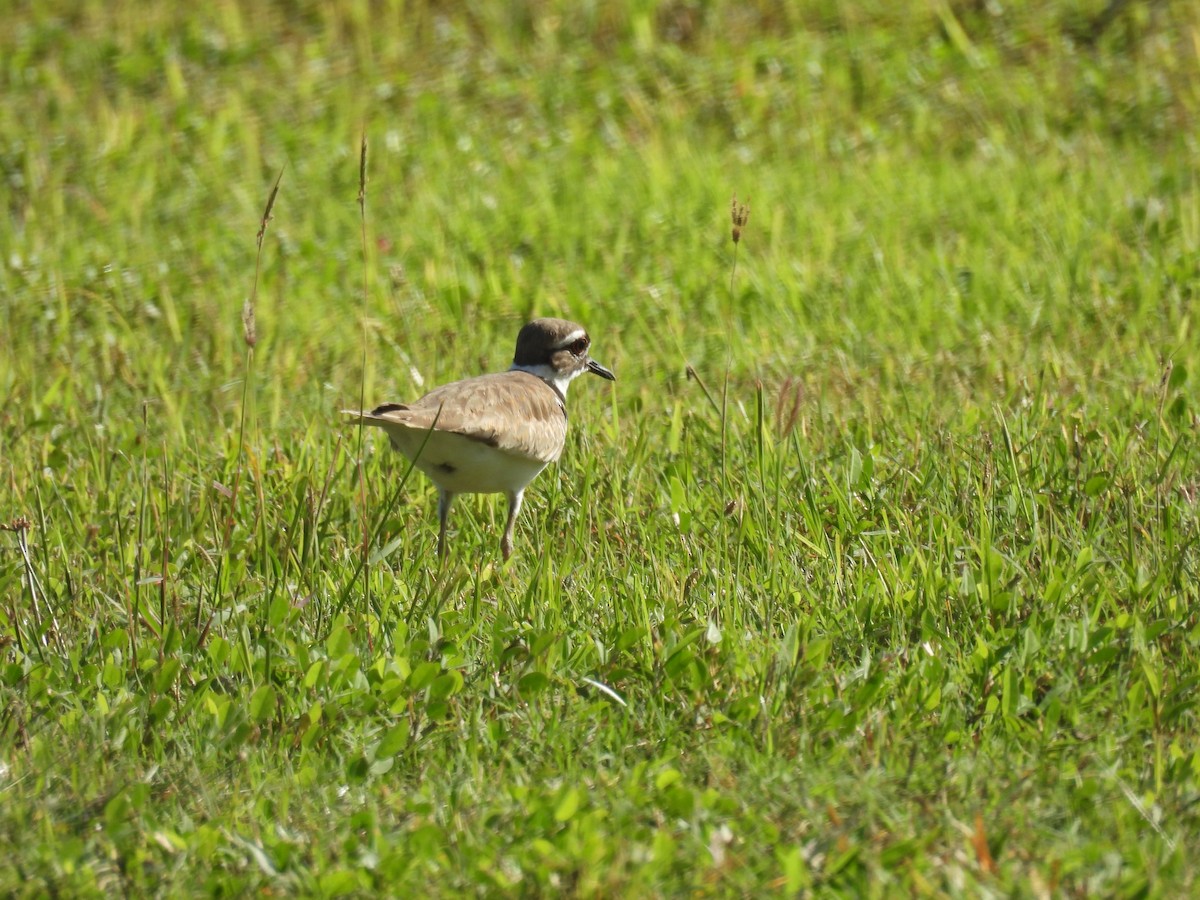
511 362 581 398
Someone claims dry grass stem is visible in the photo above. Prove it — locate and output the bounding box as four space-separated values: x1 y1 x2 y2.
244 167 284 348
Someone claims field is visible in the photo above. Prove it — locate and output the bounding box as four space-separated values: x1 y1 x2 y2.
2 1 1199 895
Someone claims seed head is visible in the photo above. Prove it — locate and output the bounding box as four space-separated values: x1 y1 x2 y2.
358 134 368 207
731 195 750 244
242 299 257 347
257 169 282 251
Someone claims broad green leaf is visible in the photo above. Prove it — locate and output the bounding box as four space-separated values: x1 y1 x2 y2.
249 684 276 723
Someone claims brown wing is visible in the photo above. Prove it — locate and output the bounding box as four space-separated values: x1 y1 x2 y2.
360 371 568 463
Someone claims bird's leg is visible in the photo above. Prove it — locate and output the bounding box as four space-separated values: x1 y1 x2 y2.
500 489 524 561
437 490 455 560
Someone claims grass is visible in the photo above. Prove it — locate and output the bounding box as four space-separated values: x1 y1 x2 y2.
2 0 1199 894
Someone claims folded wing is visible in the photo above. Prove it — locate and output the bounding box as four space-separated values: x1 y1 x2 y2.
345 371 568 463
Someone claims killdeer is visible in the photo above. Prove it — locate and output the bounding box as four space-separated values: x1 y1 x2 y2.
345 318 615 560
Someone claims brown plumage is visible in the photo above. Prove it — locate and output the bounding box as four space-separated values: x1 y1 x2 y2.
367 371 568 464
345 318 615 560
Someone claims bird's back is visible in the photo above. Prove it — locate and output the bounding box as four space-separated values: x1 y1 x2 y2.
369 370 568 464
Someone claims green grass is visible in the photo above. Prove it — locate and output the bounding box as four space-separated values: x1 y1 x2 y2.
2 0 1200 894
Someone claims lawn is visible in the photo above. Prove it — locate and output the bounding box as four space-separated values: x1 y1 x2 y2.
2 0 1199 895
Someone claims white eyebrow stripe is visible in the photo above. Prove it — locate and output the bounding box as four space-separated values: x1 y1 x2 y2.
557 329 586 348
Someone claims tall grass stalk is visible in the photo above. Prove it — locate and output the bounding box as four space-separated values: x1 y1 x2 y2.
236 169 281 641
354 133 372 621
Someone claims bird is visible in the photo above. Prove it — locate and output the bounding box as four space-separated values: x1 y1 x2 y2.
344 317 615 561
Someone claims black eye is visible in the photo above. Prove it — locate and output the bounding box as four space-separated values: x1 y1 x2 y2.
569 338 589 355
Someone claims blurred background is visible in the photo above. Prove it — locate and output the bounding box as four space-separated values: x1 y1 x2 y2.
3 1 1196 441
3 4 1200 893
